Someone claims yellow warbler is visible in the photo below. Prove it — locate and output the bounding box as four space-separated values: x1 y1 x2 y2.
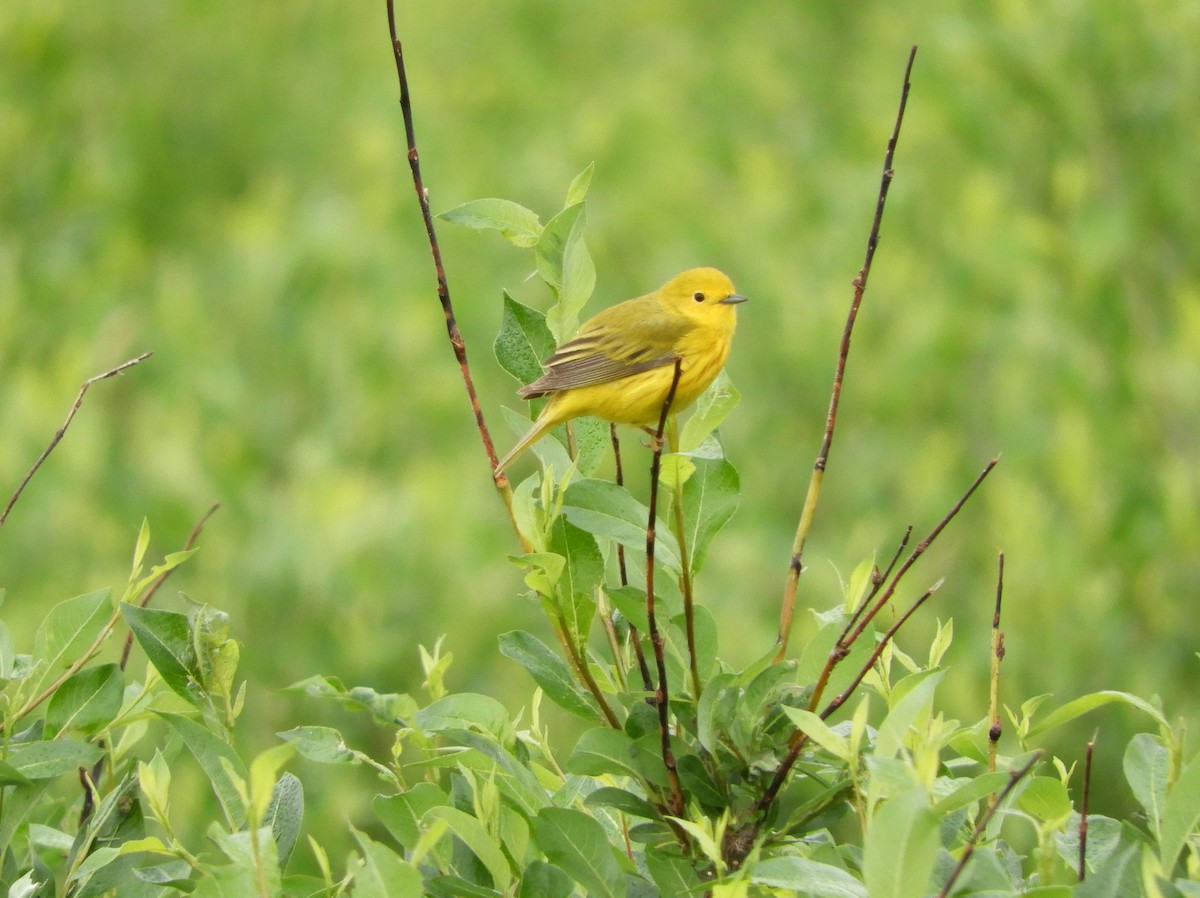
496 267 746 473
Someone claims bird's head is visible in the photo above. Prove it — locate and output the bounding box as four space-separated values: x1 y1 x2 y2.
661 268 747 326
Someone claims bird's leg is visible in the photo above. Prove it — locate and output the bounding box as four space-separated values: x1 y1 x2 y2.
641 426 664 453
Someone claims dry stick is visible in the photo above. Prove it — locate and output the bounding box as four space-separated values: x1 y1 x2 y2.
646 361 686 817
1079 731 1097 881
1 352 154 531
806 459 997 714
612 425 655 693
988 552 1006 775
775 45 918 663
384 2 529 553
936 752 1042 898
119 502 221 670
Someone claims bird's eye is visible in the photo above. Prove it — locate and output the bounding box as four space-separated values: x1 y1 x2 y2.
693 292 705 302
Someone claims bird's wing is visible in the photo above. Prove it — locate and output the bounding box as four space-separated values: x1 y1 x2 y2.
518 310 694 398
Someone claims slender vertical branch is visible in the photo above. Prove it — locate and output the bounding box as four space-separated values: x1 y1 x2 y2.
935 753 1042 898
665 420 701 698
612 425 654 692
988 552 1006 775
646 361 686 816
1079 732 1097 881
775 45 918 662
384 2 531 551
1 352 154 531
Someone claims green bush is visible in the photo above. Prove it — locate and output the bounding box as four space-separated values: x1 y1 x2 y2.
4 159 1200 896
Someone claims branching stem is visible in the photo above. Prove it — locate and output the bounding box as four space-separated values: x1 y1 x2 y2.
384 2 530 552
1 352 154 531
775 46 918 661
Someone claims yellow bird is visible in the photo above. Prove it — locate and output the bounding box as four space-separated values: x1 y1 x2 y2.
496 267 746 473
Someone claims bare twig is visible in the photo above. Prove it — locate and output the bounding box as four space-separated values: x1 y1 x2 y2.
936 753 1042 898
1 352 153 531
646 360 686 817
1080 731 1097 880
756 577 943 817
384 3 530 551
119 502 221 670
775 46 918 662
611 424 654 692
818 578 942 722
806 459 997 714
988 552 1006 775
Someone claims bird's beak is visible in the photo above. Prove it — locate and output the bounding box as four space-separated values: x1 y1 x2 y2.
720 293 748 304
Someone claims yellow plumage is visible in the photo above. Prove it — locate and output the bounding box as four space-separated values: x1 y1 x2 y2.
496 267 745 473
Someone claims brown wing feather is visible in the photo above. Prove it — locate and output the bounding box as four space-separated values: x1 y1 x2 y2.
519 306 694 398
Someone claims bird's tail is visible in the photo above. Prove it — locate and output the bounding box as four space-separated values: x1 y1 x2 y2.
494 406 555 474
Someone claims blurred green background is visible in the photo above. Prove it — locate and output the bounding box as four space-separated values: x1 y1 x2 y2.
2 0 1198 845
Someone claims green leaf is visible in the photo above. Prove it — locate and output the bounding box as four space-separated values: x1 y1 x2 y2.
278 725 359 765
1159 746 1200 873
424 805 513 891
438 197 542 247
45 663 123 736
696 673 737 754
549 516 604 645
32 589 112 692
533 807 625 898
565 163 595 207
561 478 682 573
676 457 739 575
781 707 851 761
537 203 595 342
495 292 556 387
931 772 1013 816
1026 690 1170 740
414 693 511 740
1073 845 1139 898
874 669 944 760
264 773 303 869
1124 732 1168 838
6 739 103 780
498 630 600 720
863 787 939 898
350 828 425 897
1017 776 1073 824
375 783 448 851
604 585 649 634
646 849 704 897
752 857 867 897
121 605 198 705
584 787 659 820
678 371 740 453
159 711 248 829
565 727 645 781
519 860 574 898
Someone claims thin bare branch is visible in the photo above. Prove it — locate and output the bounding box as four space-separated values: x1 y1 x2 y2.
1080 731 1098 880
988 551 1006 774
936 753 1042 898
1 352 154 531
646 360 686 817
611 424 654 692
775 46 918 662
384 2 530 554
806 459 996 715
